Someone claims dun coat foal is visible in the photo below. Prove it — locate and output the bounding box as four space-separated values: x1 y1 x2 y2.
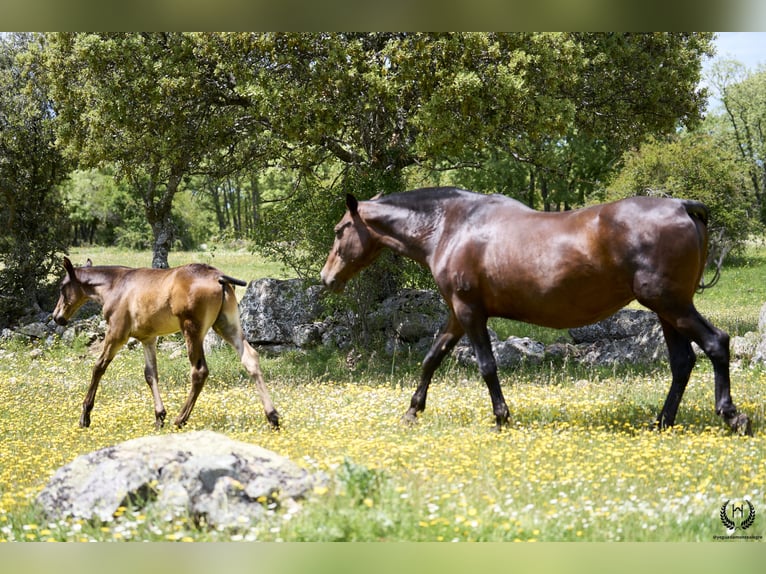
321 187 751 434
53 258 279 430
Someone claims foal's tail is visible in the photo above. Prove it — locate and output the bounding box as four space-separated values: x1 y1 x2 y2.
218 275 247 287
682 200 721 292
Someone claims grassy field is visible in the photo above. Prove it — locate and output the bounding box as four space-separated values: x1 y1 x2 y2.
0 245 764 542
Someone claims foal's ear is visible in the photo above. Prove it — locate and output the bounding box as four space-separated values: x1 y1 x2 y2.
346 194 359 216
85 259 93 267
63 257 76 279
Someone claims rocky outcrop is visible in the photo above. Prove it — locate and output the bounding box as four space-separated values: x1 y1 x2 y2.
568 309 666 366
36 431 321 527
239 278 325 349
12 277 766 368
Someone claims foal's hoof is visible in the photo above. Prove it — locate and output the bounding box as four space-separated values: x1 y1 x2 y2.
267 410 280 430
79 414 91 428
725 412 752 436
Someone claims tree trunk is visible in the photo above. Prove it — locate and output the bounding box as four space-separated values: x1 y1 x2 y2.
149 212 174 269
140 170 180 269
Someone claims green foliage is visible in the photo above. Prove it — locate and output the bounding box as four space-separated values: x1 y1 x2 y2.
608 132 755 259
43 33 265 267
0 33 69 326
707 61 766 223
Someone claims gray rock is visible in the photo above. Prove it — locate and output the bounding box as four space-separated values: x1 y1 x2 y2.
732 331 760 361
240 278 324 347
569 310 665 366
15 321 48 340
454 335 544 368
36 431 320 527
369 289 448 344
569 309 661 344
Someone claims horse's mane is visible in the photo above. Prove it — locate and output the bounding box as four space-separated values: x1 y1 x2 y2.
376 187 471 209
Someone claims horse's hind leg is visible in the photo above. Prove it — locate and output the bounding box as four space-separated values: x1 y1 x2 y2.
142 337 166 429
214 312 280 429
174 321 209 427
454 303 510 430
403 313 464 425
656 319 696 429
656 305 750 434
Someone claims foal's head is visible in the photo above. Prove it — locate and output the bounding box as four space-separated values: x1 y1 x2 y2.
52 257 91 326
320 194 383 293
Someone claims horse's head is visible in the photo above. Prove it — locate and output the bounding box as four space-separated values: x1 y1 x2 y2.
52 257 91 326
320 194 383 293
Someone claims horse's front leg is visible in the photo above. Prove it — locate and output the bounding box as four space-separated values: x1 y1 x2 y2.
142 338 166 430
403 314 464 425
81 332 126 427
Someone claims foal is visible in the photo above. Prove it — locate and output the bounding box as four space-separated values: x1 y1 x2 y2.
53 257 279 430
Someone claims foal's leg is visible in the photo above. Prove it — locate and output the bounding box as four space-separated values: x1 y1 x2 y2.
656 304 750 434
403 313 464 424
214 317 280 429
142 337 167 429
81 331 127 427
174 321 209 427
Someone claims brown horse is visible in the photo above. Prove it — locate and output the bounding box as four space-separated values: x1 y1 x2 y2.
321 187 751 434
53 258 279 430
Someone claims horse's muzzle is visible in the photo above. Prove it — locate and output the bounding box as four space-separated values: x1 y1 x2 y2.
53 314 68 327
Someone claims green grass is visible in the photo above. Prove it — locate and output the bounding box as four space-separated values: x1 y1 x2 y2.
68 244 295 284
2 243 765 542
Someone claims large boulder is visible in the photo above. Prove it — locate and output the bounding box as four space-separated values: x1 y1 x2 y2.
569 309 666 366
36 431 320 527
239 278 325 348
454 334 546 368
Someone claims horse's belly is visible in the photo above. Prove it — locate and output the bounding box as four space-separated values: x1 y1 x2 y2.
131 311 182 339
487 280 635 329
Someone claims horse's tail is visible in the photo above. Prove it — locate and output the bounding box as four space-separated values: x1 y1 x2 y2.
682 199 720 292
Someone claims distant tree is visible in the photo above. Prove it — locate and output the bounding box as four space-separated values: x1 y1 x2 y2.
0 33 69 326
60 168 131 246
707 59 766 222
608 133 754 262
43 33 267 268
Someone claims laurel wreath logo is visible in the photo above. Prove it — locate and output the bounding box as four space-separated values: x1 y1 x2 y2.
720 500 756 532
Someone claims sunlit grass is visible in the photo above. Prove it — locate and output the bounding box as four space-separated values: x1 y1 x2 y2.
0 337 763 542
68 244 293 287
4 243 765 541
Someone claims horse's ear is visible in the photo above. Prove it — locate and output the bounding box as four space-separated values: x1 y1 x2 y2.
346 194 359 216
85 259 93 267
370 192 382 200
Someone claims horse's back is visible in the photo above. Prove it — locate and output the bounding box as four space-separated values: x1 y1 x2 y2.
112 264 232 339
433 193 708 328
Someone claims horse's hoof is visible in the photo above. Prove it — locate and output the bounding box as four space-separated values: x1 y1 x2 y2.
725 412 752 436
267 410 281 430
79 414 91 428
400 411 418 426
